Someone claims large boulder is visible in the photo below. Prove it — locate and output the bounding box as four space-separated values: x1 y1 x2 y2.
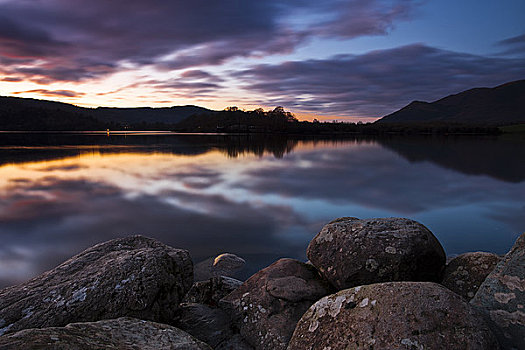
0 317 211 349
220 258 332 350
307 217 446 290
0 235 193 335
194 253 246 281
288 282 499 350
442 252 501 300
471 233 525 349
183 276 243 307
174 303 234 348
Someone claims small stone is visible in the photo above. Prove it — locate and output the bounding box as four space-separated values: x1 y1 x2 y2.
183 276 242 307
194 253 246 281
441 252 501 301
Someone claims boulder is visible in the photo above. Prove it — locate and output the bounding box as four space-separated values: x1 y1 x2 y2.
288 282 499 350
0 317 211 349
183 276 243 307
471 233 525 349
194 253 246 281
0 235 193 335
220 258 332 350
215 334 254 350
307 217 446 290
174 303 233 348
442 252 501 300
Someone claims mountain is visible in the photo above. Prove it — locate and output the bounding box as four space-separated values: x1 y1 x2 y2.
377 80 525 125
0 96 214 130
94 106 212 125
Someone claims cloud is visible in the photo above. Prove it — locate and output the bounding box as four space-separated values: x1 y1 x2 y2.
12 89 85 98
233 44 525 118
0 0 419 82
0 76 23 82
496 33 525 56
0 165 310 288
181 70 223 82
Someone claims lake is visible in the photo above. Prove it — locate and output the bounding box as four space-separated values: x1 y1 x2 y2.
0 132 524 288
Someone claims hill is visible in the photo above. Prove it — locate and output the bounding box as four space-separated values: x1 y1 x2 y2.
0 96 214 130
377 80 525 125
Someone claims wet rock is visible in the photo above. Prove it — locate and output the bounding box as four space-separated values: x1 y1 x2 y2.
442 252 501 300
288 282 499 350
471 233 525 349
0 317 211 349
0 235 193 335
183 276 242 307
194 253 246 281
174 303 233 348
307 217 446 290
220 258 332 350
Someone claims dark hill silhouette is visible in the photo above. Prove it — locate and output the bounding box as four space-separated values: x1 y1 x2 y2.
0 96 214 130
377 80 525 125
94 106 212 124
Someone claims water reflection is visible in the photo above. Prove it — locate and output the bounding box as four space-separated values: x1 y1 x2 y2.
0 133 523 288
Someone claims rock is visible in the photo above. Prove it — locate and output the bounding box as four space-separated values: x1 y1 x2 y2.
0 317 211 349
0 235 193 335
471 233 525 349
183 276 243 307
307 217 446 290
194 253 246 281
220 258 332 350
174 303 233 348
442 252 501 300
288 282 499 350
215 334 254 350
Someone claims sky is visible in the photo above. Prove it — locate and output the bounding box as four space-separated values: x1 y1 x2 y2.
0 0 524 121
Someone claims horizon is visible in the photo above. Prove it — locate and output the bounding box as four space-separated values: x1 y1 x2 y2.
1 1 525 122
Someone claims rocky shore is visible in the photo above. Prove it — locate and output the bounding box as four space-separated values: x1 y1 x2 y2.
0 217 523 349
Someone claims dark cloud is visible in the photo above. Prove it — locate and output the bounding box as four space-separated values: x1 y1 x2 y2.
1 77 23 82
301 0 417 38
233 44 525 117
0 0 419 82
496 33 525 56
181 70 225 83
12 89 85 98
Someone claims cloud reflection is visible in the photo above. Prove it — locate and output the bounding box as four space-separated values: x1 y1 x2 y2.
0 135 524 288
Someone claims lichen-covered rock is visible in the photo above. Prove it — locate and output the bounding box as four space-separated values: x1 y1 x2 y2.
174 303 234 348
442 252 501 300
220 258 332 350
471 233 525 349
183 276 242 307
288 282 499 350
194 253 246 281
307 217 446 290
0 317 211 349
0 235 193 335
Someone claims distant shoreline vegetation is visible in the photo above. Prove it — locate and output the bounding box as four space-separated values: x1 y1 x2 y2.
172 106 503 135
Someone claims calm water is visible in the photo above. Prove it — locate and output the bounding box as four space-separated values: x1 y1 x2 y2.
0 132 524 288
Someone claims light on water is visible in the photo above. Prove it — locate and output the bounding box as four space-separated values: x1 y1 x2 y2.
0 133 524 288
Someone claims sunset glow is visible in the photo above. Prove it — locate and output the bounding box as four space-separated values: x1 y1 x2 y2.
1 0 524 121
